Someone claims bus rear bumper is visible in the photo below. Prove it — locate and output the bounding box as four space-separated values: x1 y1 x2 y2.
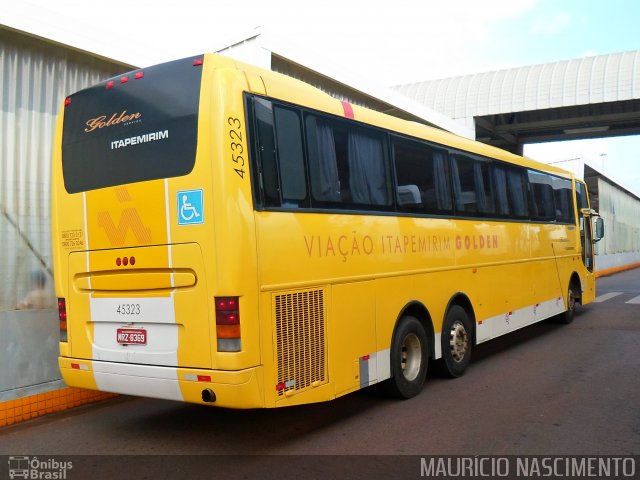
59 357 265 409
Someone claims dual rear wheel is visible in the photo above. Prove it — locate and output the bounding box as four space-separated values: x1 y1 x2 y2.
385 306 472 399
385 315 429 399
387 282 579 398
438 305 472 378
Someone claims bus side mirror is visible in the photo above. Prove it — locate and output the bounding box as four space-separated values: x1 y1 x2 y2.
594 217 604 242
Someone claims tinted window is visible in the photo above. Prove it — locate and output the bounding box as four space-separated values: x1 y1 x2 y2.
576 181 588 212
528 170 556 221
489 164 529 218
246 94 576 225
506 167 529 218
451 154 495 216
553 177 575 224
306 115 391 208
62 56 203 193
274 107 306 204
393 138 452 214
492 164 510 215
253 98 279 207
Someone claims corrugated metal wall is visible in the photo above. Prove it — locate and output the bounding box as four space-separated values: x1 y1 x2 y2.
597 179 640 255
0 27 130 311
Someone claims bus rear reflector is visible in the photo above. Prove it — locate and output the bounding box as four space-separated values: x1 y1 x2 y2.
215 296 240 352
58 298 68 342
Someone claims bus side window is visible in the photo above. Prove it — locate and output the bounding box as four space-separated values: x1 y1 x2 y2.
476 158 495 215
451 154 495 216
576 181 588 212
306 115 341 203
274 107 307 206
528 170 555 221
492 165 510 216
306 114 392 209
347 129 391 206
506 167 529 218
552 177 574 224
393 139 426 211
253 98 280 207
393 138 452 214
451 155 477 214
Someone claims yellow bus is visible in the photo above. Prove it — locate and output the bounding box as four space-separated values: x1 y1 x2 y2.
52 53 604 408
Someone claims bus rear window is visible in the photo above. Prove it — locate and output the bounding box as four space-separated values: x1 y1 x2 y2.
61 56 203 193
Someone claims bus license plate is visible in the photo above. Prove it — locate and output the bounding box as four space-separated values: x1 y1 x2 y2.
116 328 147 345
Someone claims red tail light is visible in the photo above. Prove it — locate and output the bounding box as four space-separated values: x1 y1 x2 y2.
215 296 240 352
58 298 68 342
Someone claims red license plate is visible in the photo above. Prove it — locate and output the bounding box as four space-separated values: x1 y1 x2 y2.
116 328 147 345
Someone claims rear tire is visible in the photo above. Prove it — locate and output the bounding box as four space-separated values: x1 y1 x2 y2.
437 305 472 378
384 315 429 399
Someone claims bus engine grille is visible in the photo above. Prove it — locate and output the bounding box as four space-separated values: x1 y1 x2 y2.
274 289 327 396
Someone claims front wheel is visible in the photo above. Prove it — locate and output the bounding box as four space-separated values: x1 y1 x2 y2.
384 315 429 399
560 284 579 324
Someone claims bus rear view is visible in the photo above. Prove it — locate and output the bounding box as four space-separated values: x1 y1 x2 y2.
53 55 264 408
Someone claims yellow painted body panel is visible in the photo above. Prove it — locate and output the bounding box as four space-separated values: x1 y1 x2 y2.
52 53 596 409
58 358 100 391
177 367 264 409
331 281 377 397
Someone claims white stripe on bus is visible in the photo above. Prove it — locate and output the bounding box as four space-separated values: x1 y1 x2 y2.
82 192 91 290
163 178 175 288
93 361 183 402
475 296 565 345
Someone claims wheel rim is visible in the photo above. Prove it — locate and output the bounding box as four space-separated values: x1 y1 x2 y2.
449 320 469 363
400 333 422 381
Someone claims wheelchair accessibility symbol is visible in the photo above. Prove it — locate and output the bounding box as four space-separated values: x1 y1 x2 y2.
177 190 204 225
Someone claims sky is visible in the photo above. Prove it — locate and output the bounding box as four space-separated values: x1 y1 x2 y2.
3 0 640 195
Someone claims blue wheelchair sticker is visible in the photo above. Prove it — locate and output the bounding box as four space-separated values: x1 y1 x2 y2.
177 189 204 225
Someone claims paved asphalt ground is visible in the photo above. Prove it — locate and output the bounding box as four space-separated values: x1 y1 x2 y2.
1 268 639 479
